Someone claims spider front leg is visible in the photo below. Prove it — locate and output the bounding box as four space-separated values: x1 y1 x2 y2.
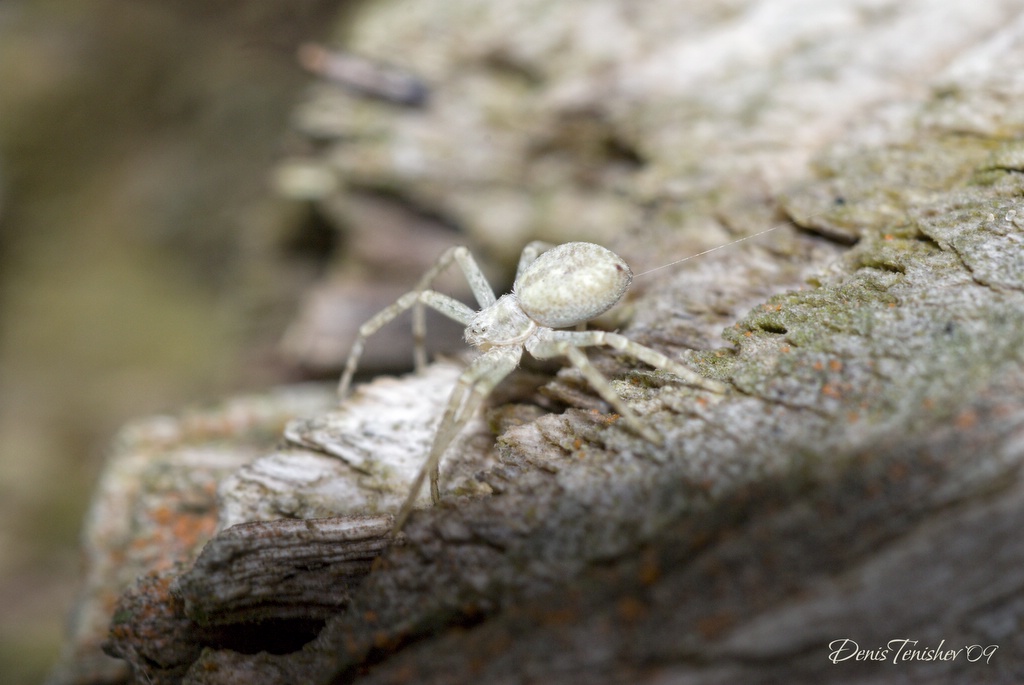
526 329 726 443
411 246 496 371
338 289 475 397
392 346 522 534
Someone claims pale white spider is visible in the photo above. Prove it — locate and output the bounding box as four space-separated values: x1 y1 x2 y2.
338 241 727 531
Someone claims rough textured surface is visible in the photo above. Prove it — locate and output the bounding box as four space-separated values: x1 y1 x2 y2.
174 516 392 626
45 387 337 685
242 360 492 525
50 0 1024 683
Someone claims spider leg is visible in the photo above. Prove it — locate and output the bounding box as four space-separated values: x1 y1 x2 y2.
527 329 726 442
391 346 521 534
534 329 726 392
561 345 662 444
515 240 554 280
412 246 497 371
338 290 476 397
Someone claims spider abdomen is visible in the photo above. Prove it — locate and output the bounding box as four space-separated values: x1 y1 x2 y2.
515 242 632 328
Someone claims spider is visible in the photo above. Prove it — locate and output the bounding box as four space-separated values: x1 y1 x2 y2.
337 241 727 532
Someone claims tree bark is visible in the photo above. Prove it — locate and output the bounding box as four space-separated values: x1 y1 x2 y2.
49 0 1024 683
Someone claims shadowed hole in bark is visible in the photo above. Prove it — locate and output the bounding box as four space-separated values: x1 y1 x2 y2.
871 261 906 274
283 203 341 271
196 617 327 655
756 322 789 335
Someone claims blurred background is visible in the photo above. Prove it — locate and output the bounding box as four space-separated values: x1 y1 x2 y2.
0 1 350 681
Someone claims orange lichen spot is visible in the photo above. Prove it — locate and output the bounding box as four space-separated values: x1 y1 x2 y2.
460 603 483 622
954 409 978 430
573 438 583 450
887 462 908 481
541 607 578 627
342 634 361 654
171 513 217 551
151 506 176 526
864 480 884 500
152 574 174 593
883 234 894 241
821 383 841 398
744 330 753 337
696 611 736 640
388 664 417 685
101 590 121 613
638 549 661 586
468 654 488 677
373 630 400 651
481 632 514 658
781 345 791 354
129 534 157 553
695 396 709 408
828 359 843 372
616 596 647 623
813 360 825 371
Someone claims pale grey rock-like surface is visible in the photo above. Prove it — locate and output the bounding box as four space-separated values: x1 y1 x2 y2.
52 0 1024 684
283 0 1018 257
220 361 492 528
278 0 1023 373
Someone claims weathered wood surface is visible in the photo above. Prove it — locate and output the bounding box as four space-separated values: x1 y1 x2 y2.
49 0 1024 683
42 387 339 685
